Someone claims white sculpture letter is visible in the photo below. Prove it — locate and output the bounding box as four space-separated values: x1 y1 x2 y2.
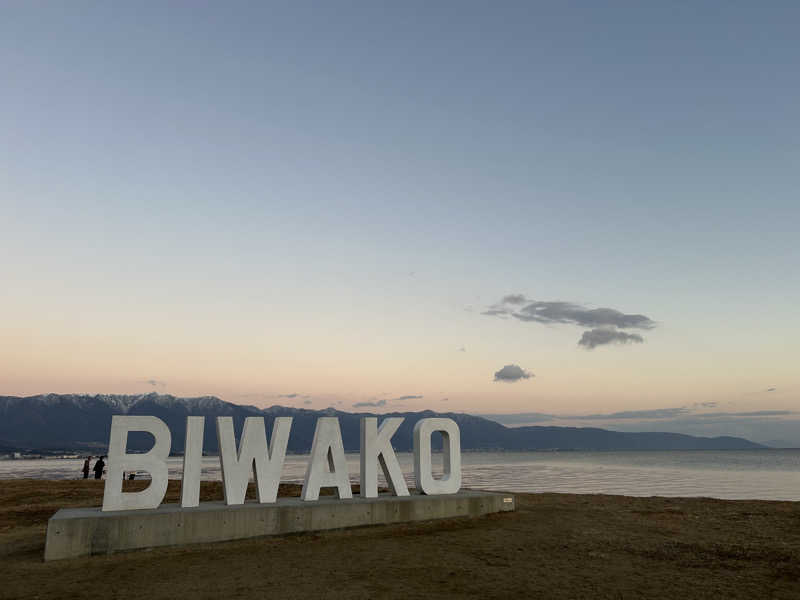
181 416 205 508
102 415 171 511
360 417 409 498
301 417 352 501
413 417 461 495
216 416 293 505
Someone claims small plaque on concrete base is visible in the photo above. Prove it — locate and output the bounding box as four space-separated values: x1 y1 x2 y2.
45 491 515 561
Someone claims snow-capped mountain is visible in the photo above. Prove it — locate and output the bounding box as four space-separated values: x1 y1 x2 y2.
0 393 765 454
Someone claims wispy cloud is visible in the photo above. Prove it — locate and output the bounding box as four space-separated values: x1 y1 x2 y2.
493 364 533 383
141 379 166 388
480 412 554 424
352 393 423 408
556 408 793 421
563 407 690 420
693 410 793 418
501 294 527 305
579 328 644 349
353 399 387 408
484 295 655 348
484 296 655 329
482 407 797 434
276 393 314 401
351 393 423 409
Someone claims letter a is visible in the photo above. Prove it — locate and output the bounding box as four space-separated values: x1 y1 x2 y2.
360 417 409 498
301 417 352 501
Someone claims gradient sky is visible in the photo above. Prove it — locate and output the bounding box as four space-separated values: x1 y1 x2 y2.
1 2 798 430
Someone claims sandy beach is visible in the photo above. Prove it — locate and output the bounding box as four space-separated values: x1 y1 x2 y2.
1 479 798 599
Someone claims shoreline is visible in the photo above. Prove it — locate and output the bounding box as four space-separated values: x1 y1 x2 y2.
5 446 799 460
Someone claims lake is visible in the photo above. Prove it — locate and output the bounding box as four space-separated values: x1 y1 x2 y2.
1 449 798 501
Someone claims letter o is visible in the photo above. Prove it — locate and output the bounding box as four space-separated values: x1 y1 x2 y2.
412 418 461 495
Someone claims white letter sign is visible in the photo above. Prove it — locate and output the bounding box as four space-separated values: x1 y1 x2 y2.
301 417 353 501
216 416 293 505
102 415 171 511
99 414 463 511
180 416 205 508
413 417 461 495
360 417 409 498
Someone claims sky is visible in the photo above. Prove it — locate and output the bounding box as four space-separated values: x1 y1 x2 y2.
1 2 798 443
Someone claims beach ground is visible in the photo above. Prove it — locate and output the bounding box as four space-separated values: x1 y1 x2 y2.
1 479 799 599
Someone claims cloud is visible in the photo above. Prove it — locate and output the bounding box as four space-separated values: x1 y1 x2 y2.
578 328 644 349
563 407 690 420
352 394 422 408
441 397 449 402
484 295 655 348
141 379 166 388
483 407 691 425
766 387 776 392
303 399 313 405
485 296 655 329
693 410 793 418
481 412 554 425
502 294 527 305
560 408 795 421
353 399 388 408
458 346 466 352
493 364 533 383
277 393 314 400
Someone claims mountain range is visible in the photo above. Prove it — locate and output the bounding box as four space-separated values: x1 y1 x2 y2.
0 393 766 454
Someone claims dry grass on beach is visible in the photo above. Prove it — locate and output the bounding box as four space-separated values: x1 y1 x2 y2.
2 479 800 599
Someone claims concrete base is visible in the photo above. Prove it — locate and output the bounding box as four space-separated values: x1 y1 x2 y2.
44 491 515 561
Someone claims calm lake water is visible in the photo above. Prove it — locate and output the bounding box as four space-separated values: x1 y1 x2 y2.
2 450 799 501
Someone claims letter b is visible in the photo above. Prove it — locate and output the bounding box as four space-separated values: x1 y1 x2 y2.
102 416 171 511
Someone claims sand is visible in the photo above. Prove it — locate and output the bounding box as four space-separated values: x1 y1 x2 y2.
1 479 799 599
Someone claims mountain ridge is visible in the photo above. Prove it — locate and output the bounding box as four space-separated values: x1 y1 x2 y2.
0 393 766 454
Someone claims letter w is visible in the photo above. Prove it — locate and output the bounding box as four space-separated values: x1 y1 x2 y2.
216 416 292 505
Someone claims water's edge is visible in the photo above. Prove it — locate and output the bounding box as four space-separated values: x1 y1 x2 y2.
2 450 798 501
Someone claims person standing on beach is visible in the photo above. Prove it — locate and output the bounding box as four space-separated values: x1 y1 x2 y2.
93 456 105 480
82 456 92 479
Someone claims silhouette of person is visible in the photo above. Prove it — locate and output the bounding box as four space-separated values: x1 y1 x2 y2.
93 456 105 480
82 456 92 479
